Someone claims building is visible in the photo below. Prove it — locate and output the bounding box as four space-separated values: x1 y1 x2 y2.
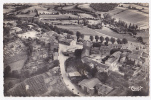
95 82 113 96
53 52 58 60
78 78 101 95
105 51 121 68
100 45 111 58
81 40 92 58
68 71 81 77
127 53 142 65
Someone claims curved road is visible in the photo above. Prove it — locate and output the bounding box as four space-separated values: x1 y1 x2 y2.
58 43 85 96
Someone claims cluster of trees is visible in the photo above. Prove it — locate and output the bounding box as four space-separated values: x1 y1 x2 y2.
89 35 128 45
137 36 144 44
103 13 139 36
87 23 103 29
4 66 21 78
76 31 84 41
90 3 118 12
34 21 74 35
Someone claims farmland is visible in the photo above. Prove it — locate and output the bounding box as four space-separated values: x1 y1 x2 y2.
39 14 79 19
57 25 137 42
77 4 94 12
113 9 149 29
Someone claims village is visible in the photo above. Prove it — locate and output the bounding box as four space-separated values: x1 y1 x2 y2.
3 3 149 96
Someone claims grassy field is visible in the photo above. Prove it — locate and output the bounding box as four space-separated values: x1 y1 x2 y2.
77 4 94 12
40 14 79 19
113 9 149 29
78 13 94 18
62 4 81 12
57 25 138 42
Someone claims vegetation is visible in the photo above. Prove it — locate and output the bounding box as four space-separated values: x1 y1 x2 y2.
90 3 118 12
116 38 122 44
90 35 94 41
122 38 128 44
76 31 81 41
100 36 104 43
74 49 83 58
110 37 116 44
95 35 99 42
137 36 143 43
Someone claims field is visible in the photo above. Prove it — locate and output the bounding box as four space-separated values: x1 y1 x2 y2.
62 5 81 12
113 9 149 29
107 7 128 16
120 3 149 13
78 13 94 18
57 25 137 42
77 4 94 12
39 14 79 19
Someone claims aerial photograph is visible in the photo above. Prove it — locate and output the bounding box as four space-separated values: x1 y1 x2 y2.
3 3 149 96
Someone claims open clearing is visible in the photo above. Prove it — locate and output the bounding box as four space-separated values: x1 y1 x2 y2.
78 4 94 12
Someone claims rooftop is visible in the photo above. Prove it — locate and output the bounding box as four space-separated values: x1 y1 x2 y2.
96 82 113 95
78 78 101 89
68 71 81 77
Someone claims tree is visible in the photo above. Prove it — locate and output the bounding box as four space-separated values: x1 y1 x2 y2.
100 36 104 43
129 23 132 29
95 35 99 42
105 37 110 42
110 37 115 44
74 49 83 58
137 36 143 43
117 38 122 44
122 38 128 44
82 18 89 26
90 35 94 41
4 66 11 78
76 31 81 41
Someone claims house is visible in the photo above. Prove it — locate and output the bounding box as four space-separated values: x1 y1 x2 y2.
91 47 100 54
89 54 102 63
100 45 111 58
68 71 81 77
119 52 128 63
108 44 123 49
96 63 109 73
78 78 101 95
81 41 92 58
105 51 121 68
53 52 58 60
95 82 113 96
132 50 143 57
127 53 140 63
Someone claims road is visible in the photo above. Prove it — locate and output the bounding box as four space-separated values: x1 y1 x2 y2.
58 43 85 96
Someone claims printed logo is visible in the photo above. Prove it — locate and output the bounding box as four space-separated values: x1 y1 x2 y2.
129 86 143 91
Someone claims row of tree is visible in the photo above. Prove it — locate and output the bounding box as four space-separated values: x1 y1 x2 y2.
103 13 139 35
34 21 74 35
89 35 128 45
